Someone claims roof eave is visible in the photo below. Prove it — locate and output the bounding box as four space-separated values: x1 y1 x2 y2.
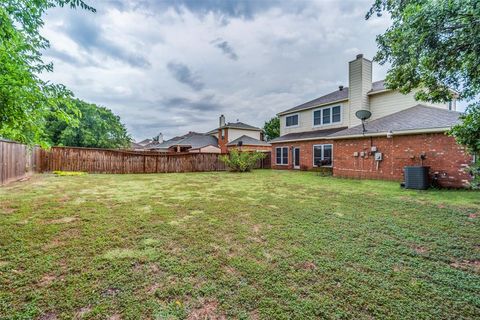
270 127 452 143
277 98 349 116
329 127 452 140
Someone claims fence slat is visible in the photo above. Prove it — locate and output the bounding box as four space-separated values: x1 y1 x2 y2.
0 140 41 185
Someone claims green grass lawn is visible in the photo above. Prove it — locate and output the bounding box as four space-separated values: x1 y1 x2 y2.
0 170 479 319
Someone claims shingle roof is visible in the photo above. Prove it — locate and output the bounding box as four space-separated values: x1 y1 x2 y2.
149 132 218 150
222 122 262 131
278 80 387 115
269 127 348 143
227 135 271 146
329 105 461 137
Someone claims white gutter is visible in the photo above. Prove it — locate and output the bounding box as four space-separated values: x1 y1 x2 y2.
277 98 348 116
270 127 451 143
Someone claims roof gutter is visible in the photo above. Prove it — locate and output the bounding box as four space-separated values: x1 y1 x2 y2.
270 127 451 143
277 98 348 116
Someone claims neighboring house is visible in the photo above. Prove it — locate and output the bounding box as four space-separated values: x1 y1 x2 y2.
147 132 221 153
135 116 270 154
207 115 271 153
270 54 472 188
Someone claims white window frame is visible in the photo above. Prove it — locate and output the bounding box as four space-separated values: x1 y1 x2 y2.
312 105 342 128
312 144 333 167
285 113 299 128
275 146 289 165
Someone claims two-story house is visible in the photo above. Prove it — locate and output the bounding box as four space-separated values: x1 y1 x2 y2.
270 54 472 188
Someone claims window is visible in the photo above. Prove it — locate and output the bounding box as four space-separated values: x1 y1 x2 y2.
285 114 299 127
276 147 289 165
313 106 342 127
313 144 333 167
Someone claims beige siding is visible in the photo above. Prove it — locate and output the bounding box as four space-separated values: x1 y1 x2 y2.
227 128 261 142
369 90 449 120
280 102 349 136
348 57 372 127
189 145 221 153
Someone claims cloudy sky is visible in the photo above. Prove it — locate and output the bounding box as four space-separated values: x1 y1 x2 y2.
41 0 393 140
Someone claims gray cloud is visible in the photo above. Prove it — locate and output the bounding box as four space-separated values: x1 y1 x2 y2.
62 15 150 68
164 95 223 112
41 0 399 141
212 39 239 60
134 0 287 19
167 62 205 91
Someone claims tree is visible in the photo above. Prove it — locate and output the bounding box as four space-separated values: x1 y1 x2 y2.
367 0 480 188
45 99 132 149
448 103 480 188
0 1 95 146
366 0 480 102
263 116 280 141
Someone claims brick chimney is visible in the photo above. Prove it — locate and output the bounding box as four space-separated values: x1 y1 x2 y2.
219 114 226 127
348 54 372 127
218 115 228 153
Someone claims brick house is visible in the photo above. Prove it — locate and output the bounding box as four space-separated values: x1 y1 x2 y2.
207 115 271 153
270 54 472 188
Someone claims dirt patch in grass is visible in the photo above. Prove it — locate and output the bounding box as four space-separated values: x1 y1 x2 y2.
39 312 58 320
450 260 480 273
412 246 429 254
38 274 61 287
187 300 225 320
74 306 92 319
298 261 317 271
108 314 122 320
46 217 78 224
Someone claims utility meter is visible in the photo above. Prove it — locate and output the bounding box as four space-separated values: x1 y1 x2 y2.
374 152 383 161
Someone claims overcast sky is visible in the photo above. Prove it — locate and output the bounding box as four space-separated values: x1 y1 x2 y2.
41 0 394 141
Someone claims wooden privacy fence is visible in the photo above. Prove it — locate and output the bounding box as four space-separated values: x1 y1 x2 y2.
0 139 41 185
40 147 271 173
40 147 228 173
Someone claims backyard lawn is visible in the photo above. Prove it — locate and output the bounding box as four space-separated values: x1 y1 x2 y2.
0 170 479 319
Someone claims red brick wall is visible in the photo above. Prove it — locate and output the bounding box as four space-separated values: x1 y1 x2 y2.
218 128 229 154
333 133 472 188
271 133 472 188
271 139 334 170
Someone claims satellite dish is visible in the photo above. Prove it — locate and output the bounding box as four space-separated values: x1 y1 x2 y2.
355 109 372 135
355 109 372 121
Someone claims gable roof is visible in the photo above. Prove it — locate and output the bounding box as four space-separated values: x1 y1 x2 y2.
329 105 461 138
207 121 262 134
148 132 218 150
269 127 348 143
227 135 271 146
278 80 387 116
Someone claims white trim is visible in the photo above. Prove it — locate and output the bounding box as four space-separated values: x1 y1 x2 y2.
312 144 333 168
284 113 300 128
277 98 348 116
275 146 289 165
293 147 300 169
270 127 451 143
312 105 342 128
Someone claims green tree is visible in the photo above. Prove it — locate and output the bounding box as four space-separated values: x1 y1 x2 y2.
45 99 131 149
449 104 480 188
366 0 479 102
0 1 95 146
263 116 280 141
367 0 480 188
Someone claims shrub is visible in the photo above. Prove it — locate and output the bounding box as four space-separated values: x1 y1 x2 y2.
220 150 266 172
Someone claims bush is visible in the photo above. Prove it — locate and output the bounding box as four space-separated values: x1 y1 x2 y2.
220 150 266 172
